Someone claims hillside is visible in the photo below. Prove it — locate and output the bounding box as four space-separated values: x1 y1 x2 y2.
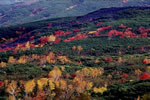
0 7 150 99
0 0 150 27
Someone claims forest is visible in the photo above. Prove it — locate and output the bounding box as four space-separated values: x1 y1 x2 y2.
0 6 150 100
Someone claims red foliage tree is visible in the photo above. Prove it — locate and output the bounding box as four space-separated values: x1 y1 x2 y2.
122 73 128 78
139 73 150 80
0 81 4 87
73 29 79 33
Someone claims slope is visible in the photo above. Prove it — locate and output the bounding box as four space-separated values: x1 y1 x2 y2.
0 6 150 100
0 0 150 27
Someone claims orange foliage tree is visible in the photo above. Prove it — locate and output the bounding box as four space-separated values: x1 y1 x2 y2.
77 46 83 54
0 62 7 67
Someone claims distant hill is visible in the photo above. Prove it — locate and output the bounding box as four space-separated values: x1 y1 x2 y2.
0 0 150 27
0 6 149 41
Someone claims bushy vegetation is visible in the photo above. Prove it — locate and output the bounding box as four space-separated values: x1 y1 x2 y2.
0 7 150 99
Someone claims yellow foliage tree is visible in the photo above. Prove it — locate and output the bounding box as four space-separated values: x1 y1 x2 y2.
60 66 65 71
8 56 16 64
17 56 28 64
86 82 93 90
37 78 48 91
93 87 107 94
48 35 56 42
48 67 62 81
59 80 67 90
57 56 70 64
88 31 97 34
54 80 60 88
46 52 56 64
75 67 104 78
24 80 35 94
73 77 88 93
25 41 30 50
49 79 55 91
107 74 112 79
